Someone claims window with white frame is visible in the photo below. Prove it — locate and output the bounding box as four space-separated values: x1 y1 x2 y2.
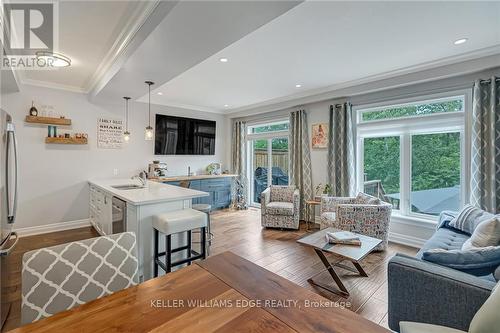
355 91 471 220
247 120 290 206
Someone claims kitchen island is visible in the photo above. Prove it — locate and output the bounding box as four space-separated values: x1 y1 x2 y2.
88 179 209 281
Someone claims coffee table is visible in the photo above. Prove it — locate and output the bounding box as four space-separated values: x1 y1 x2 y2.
297 227 382 297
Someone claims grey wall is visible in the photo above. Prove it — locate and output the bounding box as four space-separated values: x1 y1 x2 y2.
1 84 229 229
233 66 500 192
231 66 500 246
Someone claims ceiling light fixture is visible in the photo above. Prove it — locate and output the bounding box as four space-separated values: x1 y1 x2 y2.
295 84 302 88
157 92 163 95
454 38 468 45
145 81 154 141
219 58 228 63
35 51 71 67
123 97 131 142
224 104 229 107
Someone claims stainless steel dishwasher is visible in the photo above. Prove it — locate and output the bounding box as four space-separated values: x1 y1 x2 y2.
112 197 127 234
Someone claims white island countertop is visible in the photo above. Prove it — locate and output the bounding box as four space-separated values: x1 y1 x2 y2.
88 178 209 205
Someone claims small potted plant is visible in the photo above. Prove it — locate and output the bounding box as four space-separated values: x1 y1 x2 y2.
315 183 333 200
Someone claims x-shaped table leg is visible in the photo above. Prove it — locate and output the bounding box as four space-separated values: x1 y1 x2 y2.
308 248 368 297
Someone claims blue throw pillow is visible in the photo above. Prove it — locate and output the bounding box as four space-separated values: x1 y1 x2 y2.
437 210 458 230
449 204 495 235
422 246 500 276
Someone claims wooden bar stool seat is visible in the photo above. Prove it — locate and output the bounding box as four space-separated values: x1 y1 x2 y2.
153 208 207 277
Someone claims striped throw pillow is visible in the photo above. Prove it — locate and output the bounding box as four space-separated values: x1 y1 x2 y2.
449 205 495 235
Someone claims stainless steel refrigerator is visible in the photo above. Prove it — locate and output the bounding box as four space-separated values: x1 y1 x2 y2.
0 109 18 330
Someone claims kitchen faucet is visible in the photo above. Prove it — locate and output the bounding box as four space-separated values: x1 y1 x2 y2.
132 171 147 187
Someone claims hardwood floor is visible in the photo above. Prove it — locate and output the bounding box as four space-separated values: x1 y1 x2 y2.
2 227 99 332
209 208 417 329
2 208 416 332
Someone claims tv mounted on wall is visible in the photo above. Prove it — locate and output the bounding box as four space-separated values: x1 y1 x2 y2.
154 114 216 155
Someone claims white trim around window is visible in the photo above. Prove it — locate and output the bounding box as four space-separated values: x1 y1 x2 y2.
353 88 472 224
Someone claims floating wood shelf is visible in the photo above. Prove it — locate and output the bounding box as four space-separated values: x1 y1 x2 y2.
26 115 71 126
45 137 87 145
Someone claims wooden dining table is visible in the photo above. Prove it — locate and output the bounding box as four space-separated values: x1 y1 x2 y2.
9 251 390 333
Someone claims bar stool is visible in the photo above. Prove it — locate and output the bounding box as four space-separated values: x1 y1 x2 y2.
153 208 207 277
177 181 214 248
192 204 213 245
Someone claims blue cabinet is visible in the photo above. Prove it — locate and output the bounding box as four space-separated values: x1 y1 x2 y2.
164 177 233 210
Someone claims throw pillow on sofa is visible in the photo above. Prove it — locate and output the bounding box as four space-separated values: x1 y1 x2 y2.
449 204 496 235
355 192 380 205
422 246 500 277
462 217 500 250
468 281 500 333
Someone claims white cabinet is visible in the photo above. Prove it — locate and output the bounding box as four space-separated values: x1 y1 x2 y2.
89 185 112 235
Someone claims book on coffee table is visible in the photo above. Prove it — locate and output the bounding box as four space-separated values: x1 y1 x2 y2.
325 231 362 246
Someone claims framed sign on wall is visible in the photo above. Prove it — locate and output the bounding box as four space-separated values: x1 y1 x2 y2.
97 117 124 149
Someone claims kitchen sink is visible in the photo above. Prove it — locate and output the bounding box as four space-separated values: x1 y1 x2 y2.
111 184 145 190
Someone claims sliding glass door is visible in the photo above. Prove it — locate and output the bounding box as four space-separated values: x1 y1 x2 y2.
252 139 269 204
247 121 289 206
271 137 289 186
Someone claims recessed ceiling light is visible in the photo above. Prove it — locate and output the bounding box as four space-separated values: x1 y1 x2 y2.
157 92 163 95
454 38 468 45
295 84 302 88
219 58 228 63
224 104 229 107
35 51 71 67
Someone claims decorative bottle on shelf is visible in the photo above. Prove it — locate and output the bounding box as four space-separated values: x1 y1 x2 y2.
47 126 57 138
29 101 38 116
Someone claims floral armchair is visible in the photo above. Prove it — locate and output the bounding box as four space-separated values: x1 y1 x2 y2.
261 186 300 230
320 192 392 251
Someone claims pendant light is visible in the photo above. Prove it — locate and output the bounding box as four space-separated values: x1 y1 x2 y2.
123 96 131 142
144 81 154 140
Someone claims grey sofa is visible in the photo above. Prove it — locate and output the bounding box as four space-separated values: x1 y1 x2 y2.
388 211 497 332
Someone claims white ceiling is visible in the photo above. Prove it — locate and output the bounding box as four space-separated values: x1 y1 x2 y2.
92 0 301 106
144 1 500 113
21 1 146 92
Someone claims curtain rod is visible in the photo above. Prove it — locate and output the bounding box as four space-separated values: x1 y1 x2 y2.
479 77 500 84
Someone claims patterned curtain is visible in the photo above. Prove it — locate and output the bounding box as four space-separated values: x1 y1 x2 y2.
327 103 355 197
231 121 248 209
289 110 313 219
470 77 500 214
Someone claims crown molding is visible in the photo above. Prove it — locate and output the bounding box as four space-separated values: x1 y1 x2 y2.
8 1 163 96
88 1 179 102
226 45 500 118
84 1 162 94
20 78 87 94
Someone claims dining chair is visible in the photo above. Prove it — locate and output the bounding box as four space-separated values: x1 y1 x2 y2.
21 232 138 325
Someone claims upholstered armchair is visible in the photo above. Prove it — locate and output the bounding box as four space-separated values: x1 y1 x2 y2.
261 185 300 230
320 192 392 251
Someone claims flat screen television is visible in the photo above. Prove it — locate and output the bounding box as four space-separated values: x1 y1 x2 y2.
155 114 216 155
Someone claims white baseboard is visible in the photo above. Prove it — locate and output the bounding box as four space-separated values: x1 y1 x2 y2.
388 231 425 249
16 219 91 237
